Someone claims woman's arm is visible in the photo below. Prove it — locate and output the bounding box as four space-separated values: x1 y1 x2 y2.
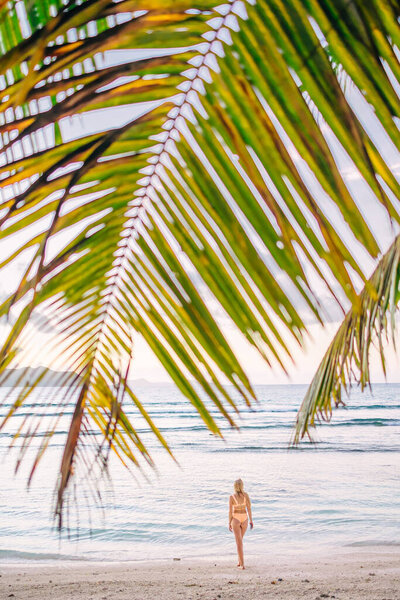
228 495 233 530
246 494 254 528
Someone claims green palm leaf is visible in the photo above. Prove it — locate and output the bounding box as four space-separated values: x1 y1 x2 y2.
294 234 400 444
0 0 399 526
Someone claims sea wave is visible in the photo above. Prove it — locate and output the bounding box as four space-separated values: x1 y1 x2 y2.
0 549 88 562
346 540 400 547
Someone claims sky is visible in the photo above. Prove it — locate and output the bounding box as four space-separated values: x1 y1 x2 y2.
1 28 400 386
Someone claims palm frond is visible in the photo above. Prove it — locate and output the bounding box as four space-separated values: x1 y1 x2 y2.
294 234 400 444
0 0 399 526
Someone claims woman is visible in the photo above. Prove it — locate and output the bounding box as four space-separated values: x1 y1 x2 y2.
228 478 253 569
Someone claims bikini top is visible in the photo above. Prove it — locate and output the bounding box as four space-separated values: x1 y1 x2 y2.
232 493 247 512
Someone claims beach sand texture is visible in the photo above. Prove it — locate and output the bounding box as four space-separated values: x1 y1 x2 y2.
1 550 399 600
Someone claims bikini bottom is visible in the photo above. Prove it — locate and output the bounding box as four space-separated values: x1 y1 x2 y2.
232 513 248 524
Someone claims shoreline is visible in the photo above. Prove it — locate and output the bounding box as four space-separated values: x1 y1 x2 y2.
1 542 400 566
1 547 399 599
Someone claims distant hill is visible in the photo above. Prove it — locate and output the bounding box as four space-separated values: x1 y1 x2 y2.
129 378 156 386
0 368 164 387
1 367 81 386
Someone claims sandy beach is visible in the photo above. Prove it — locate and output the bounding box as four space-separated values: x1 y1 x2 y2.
1 548 399 600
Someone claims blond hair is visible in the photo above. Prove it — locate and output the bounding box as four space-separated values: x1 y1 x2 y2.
233 478 244 494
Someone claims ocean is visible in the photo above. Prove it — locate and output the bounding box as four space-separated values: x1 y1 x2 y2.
1 383 399 562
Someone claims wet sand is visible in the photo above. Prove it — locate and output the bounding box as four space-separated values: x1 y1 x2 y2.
1 548 399 599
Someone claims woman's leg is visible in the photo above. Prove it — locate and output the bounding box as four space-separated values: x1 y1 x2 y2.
238 519 248 568
231 518 244 567
240 519 248 538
